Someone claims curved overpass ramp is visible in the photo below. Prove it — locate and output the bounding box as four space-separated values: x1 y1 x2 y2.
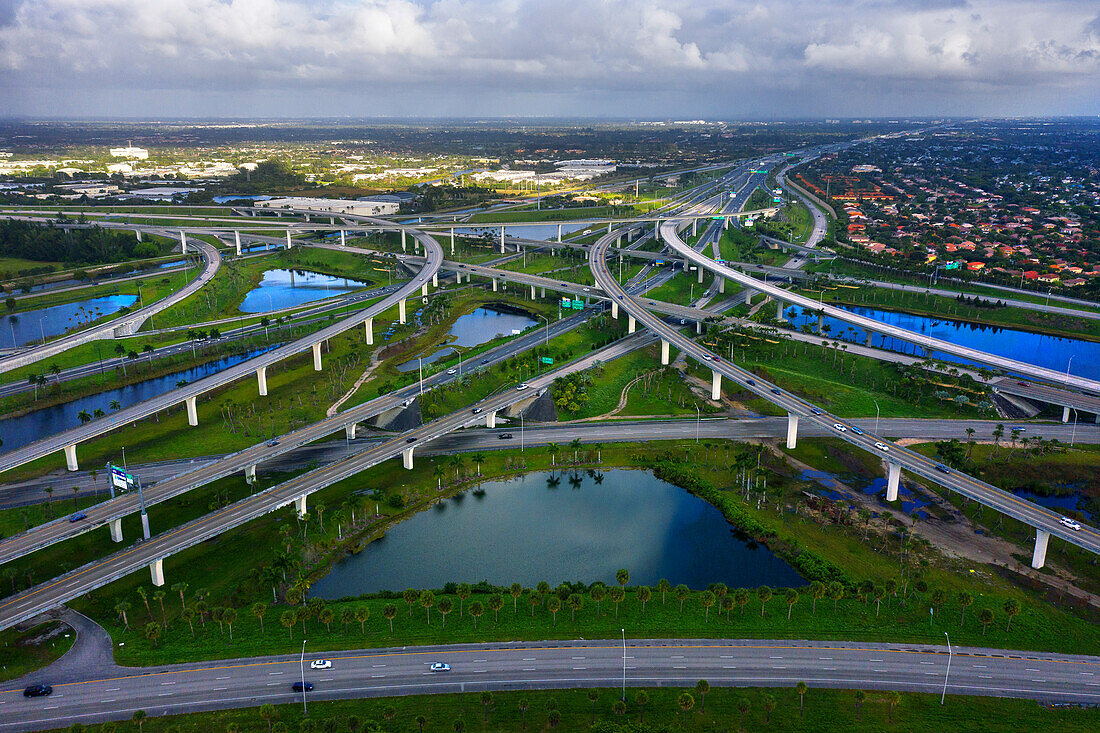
659 219 1100 395
0 219 442 475
0 229 221 374
588 225 1100 568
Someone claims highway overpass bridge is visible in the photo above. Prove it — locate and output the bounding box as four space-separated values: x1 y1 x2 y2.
0 219 443 476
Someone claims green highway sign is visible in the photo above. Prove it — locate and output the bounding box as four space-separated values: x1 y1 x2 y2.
560 297 571 307
571 300 584 310
541 357 554 365
945 262 961 270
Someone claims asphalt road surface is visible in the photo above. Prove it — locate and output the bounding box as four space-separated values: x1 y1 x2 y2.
4 638 1100 732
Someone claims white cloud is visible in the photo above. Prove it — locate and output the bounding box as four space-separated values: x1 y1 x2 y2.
0 0 1097 115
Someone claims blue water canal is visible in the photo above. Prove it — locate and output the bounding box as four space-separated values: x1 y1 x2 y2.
3 295 138 348
0 347 276 452
784 304 1099 381
238 270 371 313
309 469 805 597
395 305 539 371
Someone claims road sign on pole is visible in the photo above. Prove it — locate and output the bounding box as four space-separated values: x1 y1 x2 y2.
541 356 554 365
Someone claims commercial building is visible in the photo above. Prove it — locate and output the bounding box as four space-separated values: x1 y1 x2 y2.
255 197 399 216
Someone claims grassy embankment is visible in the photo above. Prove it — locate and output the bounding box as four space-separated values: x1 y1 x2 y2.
0 621 73 684
6 433 1096 670
29 687 1100 733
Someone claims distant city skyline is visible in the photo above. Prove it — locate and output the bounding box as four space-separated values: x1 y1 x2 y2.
1 0 1098 119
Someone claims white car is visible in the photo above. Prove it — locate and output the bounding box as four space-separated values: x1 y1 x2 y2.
874 442 890 452
1060 517 1082 531
832 423 847 432
516 383 529 391
309 660 332 670
446 368 457 375
430 662 451 672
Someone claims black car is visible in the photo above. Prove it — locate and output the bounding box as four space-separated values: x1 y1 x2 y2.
498 433 513 440
771 388 782 395
292 681 314 692
746 379 756 386
24 684 52 698
405 437 417 443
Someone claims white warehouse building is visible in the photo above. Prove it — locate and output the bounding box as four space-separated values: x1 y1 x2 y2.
255 197 399 216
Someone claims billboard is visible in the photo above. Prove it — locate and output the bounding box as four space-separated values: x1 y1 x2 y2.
110 466 134 492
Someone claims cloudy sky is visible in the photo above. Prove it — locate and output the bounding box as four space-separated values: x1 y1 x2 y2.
1 0 1098 119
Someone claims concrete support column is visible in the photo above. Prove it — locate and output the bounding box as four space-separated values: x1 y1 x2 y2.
718 278 725 294
661 339 670 365
256 366 268 396
1031 529 1050 569
312 342 323 371
743 288 755 305
180 230 188 253
886 462 901 502
150 558 165 587
711 370 721 400
285 230 292 249
345 423 356 440
557 224 562 242
486 411 497 429
294 495 307 517
696 321 703 335
432 272 438 288
541 287 546 298
245 464 257 485
454 271 462 285
185 396 198 426
863 330 871 346
234 230 242 256
401 230 407 251
1062 406 1071 423
109 518 123 543
450 228 455 255
136 229 143 242
611 301 619 319
530 284 536 300
340 230 346 247
500 227 505 254
492 279 498 292
776 300 785 322
698 266 704 284
399 299 406 324
786 413 799 449
421 282 429 297
1095 413 1100 424
365 317 374 345
817 315 825 333
692 219 698 236
402 447 414 470
64 444 79 472
628 315 636 333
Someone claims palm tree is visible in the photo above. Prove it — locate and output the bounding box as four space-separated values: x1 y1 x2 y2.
152 589 167 627
419 590 435 625
609 587 625 618
796 681 808 718
115 601 131 629
432 463 447 489
144 620 162 647
887 690 901 723
518 699 530 729
736 696 749 730
695 679 710 712
471 452 486 476
957 591 974 625
383 604 397 632
172 581 189 611
1004 599 1021 630
854 690 865 721
132 710 147 733
280 610 296 639
827 581 844 611
675 584 690 613
356 605 370 633
546 442 559 468
468 600 485 628
569 438 582 463
635 691 649 723
808 581 826 614
259 703 278 733
657 578 671 604
763 694 776 724
223 607 238 638
488 594 504 622
109 400 121 411
566 593 583 621
677 692 695 727
587 689 599 724
637 585 651 614
616 568 630 587
758 586 773 617
77 409 92 424
978 608 994 635
510 583 523 613
546 597 560 625
456 584 471 616
701 591 716 622
92 408 105 419
438 598 453 628
590 584 606 615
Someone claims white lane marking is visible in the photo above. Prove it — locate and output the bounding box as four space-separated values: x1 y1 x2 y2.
1026 668 1040 672
671 655 685 659
371 675 384 678
266 683 280 686
1081 672 1094 676
473 659 488 662
979 676 993 679
161 682 176 685
874 669 888 673
523 658 536 661
823 668 837 671
158 693 172 697
268 672 283 676
105 688 121 692
213 687 227 691
870 659 884 663
972 665 987 669
1031 679 1047 683
100 699 115 703
919 661 934 665
523 668 536 671
372 664 386 668
819 657 832 661
573 667 587 670
571 656 585 660
769 656 783 659
320 678 333 682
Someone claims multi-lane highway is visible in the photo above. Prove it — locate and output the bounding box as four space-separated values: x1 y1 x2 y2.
4 638 1100 732
591 214 1100 565
0 221 442 475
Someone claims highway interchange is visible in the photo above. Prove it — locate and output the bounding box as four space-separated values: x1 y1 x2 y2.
3 146 1100 727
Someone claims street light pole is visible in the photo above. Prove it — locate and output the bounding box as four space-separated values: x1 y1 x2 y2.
873 398 880 435
621 628 627 702
418 357 424 397
941 632 951 705
300 639 308 715
695 405 700 443
1070 407 1079 447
